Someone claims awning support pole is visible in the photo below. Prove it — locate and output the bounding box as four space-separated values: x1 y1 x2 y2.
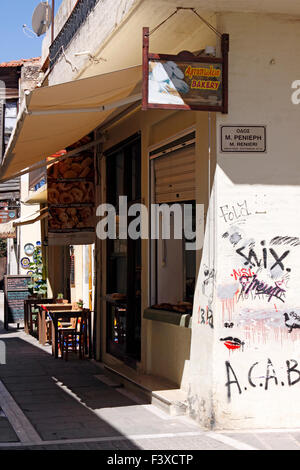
0 135 105 183
26 93 142 116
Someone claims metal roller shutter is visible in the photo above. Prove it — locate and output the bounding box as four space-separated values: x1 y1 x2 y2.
153 144 195 203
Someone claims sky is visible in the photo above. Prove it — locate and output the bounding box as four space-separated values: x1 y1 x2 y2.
0 0 63 63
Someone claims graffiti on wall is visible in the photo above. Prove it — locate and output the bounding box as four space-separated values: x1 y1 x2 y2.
219 200 251 224
236 241 291 276
202 265 216 298
283 311 300 333
197 265 216 328
239 273 286 303
225 358 300 400
270 236 300 247
197 305 214 328
220 336 244 351
230 267 254 281
217 194 300 351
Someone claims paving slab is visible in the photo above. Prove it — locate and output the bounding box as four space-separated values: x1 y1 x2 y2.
222 430 300 451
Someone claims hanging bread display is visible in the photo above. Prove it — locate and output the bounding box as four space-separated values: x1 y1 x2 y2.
47 151 95 232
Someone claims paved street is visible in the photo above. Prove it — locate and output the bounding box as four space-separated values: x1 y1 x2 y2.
0 327 299 451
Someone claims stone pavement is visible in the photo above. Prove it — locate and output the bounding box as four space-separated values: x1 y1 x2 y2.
0 328 299 451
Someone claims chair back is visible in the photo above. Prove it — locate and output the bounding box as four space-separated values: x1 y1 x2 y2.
46 310 54 322
28 298 54 312
78 309 89 333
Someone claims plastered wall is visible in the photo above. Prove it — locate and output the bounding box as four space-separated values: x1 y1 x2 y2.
19 175 42 274
188 12 300 430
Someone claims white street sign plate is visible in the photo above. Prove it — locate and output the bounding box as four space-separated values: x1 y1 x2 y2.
221 125 266 153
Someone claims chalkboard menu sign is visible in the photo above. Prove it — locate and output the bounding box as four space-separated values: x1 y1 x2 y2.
4 275 31 328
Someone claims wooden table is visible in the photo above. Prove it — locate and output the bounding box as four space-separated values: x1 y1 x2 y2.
48 309 92 359
38 303 73 345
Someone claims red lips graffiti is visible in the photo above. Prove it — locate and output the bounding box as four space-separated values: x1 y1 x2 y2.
220 337 245 350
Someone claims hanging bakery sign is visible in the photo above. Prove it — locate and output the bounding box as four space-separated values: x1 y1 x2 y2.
47 145 95 245
142 27 229 113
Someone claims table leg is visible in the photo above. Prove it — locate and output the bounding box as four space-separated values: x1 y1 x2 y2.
29 310 32 335
41 310 46 345
88 313 92 358
38 310 42 344
52 319 59 358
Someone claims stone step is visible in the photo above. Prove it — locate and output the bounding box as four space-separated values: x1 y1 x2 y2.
102 364 188 416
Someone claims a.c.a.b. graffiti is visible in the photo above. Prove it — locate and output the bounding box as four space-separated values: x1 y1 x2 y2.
225 358 300 400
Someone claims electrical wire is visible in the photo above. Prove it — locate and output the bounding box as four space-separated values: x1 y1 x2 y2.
22 25 37 39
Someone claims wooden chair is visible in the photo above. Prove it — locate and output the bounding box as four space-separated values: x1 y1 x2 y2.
24 298 54 336
59 311 88 361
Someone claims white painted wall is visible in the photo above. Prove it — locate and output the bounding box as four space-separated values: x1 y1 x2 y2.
6 238 17 275
44 0 139 85
19 175 42 274
188 12 300 429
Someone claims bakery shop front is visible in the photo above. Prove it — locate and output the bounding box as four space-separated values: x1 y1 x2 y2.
95 27 224 386
95 97 209 391
0 46 212 393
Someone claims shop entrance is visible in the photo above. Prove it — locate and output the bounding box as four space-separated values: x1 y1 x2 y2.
105 134 141 366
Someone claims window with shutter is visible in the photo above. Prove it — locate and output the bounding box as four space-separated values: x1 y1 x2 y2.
150 131 196 203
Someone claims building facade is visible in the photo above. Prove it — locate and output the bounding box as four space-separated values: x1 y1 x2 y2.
0 58 42 284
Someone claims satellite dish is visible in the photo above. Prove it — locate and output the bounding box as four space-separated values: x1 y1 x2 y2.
32 2 52 37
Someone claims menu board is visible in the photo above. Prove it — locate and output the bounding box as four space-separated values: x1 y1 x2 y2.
47 150 95 245
4 275 31 328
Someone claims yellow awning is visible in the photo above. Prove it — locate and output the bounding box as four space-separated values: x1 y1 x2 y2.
0 65 142 182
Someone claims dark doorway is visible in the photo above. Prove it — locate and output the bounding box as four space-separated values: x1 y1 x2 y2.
105 134 141 366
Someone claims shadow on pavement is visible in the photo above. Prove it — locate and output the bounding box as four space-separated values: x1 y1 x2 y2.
0 335 145 446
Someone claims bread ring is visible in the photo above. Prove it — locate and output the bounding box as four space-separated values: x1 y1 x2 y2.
83 182 94 202
66 208 77 216
79 167 90 178
48 188 60 204
70 188 84 203
63 170 77 179
80 207 93 221
71 163 82 174
60 192 74 204
57 182 71 192
81 157 93 168
58 214 69 224
81 182 89 201
59 161 71 176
